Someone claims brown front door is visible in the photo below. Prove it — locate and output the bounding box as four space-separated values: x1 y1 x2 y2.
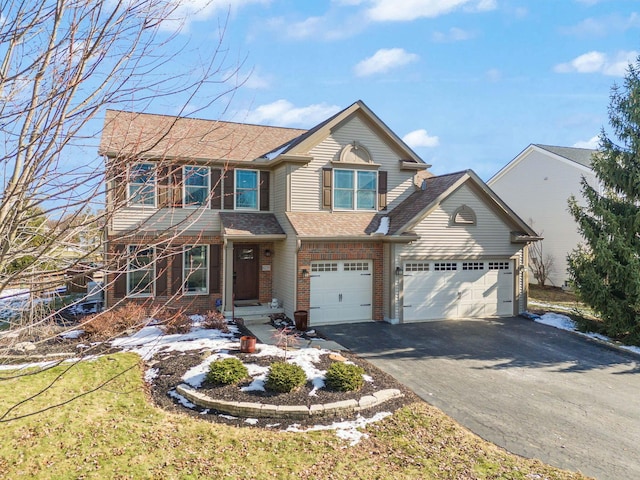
234 244 259 300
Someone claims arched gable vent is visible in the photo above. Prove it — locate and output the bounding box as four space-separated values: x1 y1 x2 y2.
339 141 372 164
452 205 476 225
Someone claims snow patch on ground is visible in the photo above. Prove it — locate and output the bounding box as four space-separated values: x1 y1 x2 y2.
144 367 159 383
534 312 640 356
168 389 196 409
286 411 392 446
120 322 391 439
60 329 84 339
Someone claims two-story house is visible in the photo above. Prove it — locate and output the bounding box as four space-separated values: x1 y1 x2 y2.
100 101 538 325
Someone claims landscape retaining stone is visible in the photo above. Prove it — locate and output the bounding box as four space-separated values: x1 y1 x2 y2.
175 384 403 420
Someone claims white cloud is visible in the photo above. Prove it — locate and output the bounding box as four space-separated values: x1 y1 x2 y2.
485 68 501 82
366 0 496 22
432 27 474 42
243 70 271 89
270 11 366 41
561 13 640 37
554 50 637 77
245 100 341 127
402 129 440 148
354 48 419 77
159 0 270 33
573 135 600 149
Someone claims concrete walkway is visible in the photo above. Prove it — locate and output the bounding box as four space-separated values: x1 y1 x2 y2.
245 320 346 351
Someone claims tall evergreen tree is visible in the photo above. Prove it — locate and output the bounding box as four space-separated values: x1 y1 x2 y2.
568 58 640 344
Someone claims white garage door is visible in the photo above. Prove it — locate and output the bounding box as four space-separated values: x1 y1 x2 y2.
309 260 373 325
403 260 514 321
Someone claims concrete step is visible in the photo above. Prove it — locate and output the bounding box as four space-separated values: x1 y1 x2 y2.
223 305 283 324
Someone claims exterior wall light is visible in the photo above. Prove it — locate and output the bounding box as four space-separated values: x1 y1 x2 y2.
395 266 403 276
301 268 309 278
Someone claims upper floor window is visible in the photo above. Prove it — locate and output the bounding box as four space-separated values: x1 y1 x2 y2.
235 169 258 210
183 166 210 207
128 163 155 207
334 169 377 210
183 245 208 294
127 246 154 296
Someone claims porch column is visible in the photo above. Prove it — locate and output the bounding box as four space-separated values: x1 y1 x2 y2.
224 240 234 309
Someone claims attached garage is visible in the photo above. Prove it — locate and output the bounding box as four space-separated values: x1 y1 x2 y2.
402 259 514 321
309 260 373 325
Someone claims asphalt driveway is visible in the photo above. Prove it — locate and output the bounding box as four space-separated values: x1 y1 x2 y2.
318 317 640 480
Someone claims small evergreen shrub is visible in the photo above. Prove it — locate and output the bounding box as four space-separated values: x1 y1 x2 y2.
265 362 306 393
325 362 365 392
206 358 249 386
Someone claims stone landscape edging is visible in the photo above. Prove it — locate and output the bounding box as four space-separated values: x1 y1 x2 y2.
176 383 403 420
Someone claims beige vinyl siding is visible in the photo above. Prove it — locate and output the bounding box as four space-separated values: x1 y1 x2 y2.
273 165 287 212
272 212 297 318
111 208 221 234
290 115 418 212
391 184 527 319
488 149 596 287
400 184 521 258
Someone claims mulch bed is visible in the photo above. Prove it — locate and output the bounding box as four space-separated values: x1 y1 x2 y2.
147 344 419 428
0 321 420 429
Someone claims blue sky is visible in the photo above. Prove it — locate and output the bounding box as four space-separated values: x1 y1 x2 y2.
134 0 639 180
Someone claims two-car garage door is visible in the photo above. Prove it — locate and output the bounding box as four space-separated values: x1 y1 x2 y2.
403 259 514 321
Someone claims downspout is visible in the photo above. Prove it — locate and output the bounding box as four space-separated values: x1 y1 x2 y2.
294 237 302 312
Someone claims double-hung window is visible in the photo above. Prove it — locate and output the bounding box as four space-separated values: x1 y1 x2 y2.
183 245 208 294
183 166 210 207
334 169 377 210
235 169 258 210
128 163 155 206
127 246 155 296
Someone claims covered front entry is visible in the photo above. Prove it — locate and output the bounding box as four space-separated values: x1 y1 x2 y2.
233 244 259 301
402 259 514 321
309 260 373 325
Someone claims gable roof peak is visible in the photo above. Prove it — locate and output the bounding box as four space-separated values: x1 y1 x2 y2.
532 143 597 168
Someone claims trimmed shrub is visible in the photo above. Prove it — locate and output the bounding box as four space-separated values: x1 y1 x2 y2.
206 358 249 386
325 362 365 392
203 310 229 332
265 362 306 393
83 302 148 340
156 308 192 335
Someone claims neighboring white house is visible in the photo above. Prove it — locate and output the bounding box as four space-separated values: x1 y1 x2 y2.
488 144 597 288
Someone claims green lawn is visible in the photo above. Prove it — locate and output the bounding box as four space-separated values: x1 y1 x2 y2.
0 353 591 479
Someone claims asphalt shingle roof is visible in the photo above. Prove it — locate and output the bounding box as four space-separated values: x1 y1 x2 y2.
286 212 383 237
534 144 596 168
387 171 467 235
99 110 307 162
219 213 285 236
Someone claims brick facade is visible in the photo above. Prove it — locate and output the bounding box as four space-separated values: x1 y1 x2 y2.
105 235 275 314
296 241 384 321
257 243 274 304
